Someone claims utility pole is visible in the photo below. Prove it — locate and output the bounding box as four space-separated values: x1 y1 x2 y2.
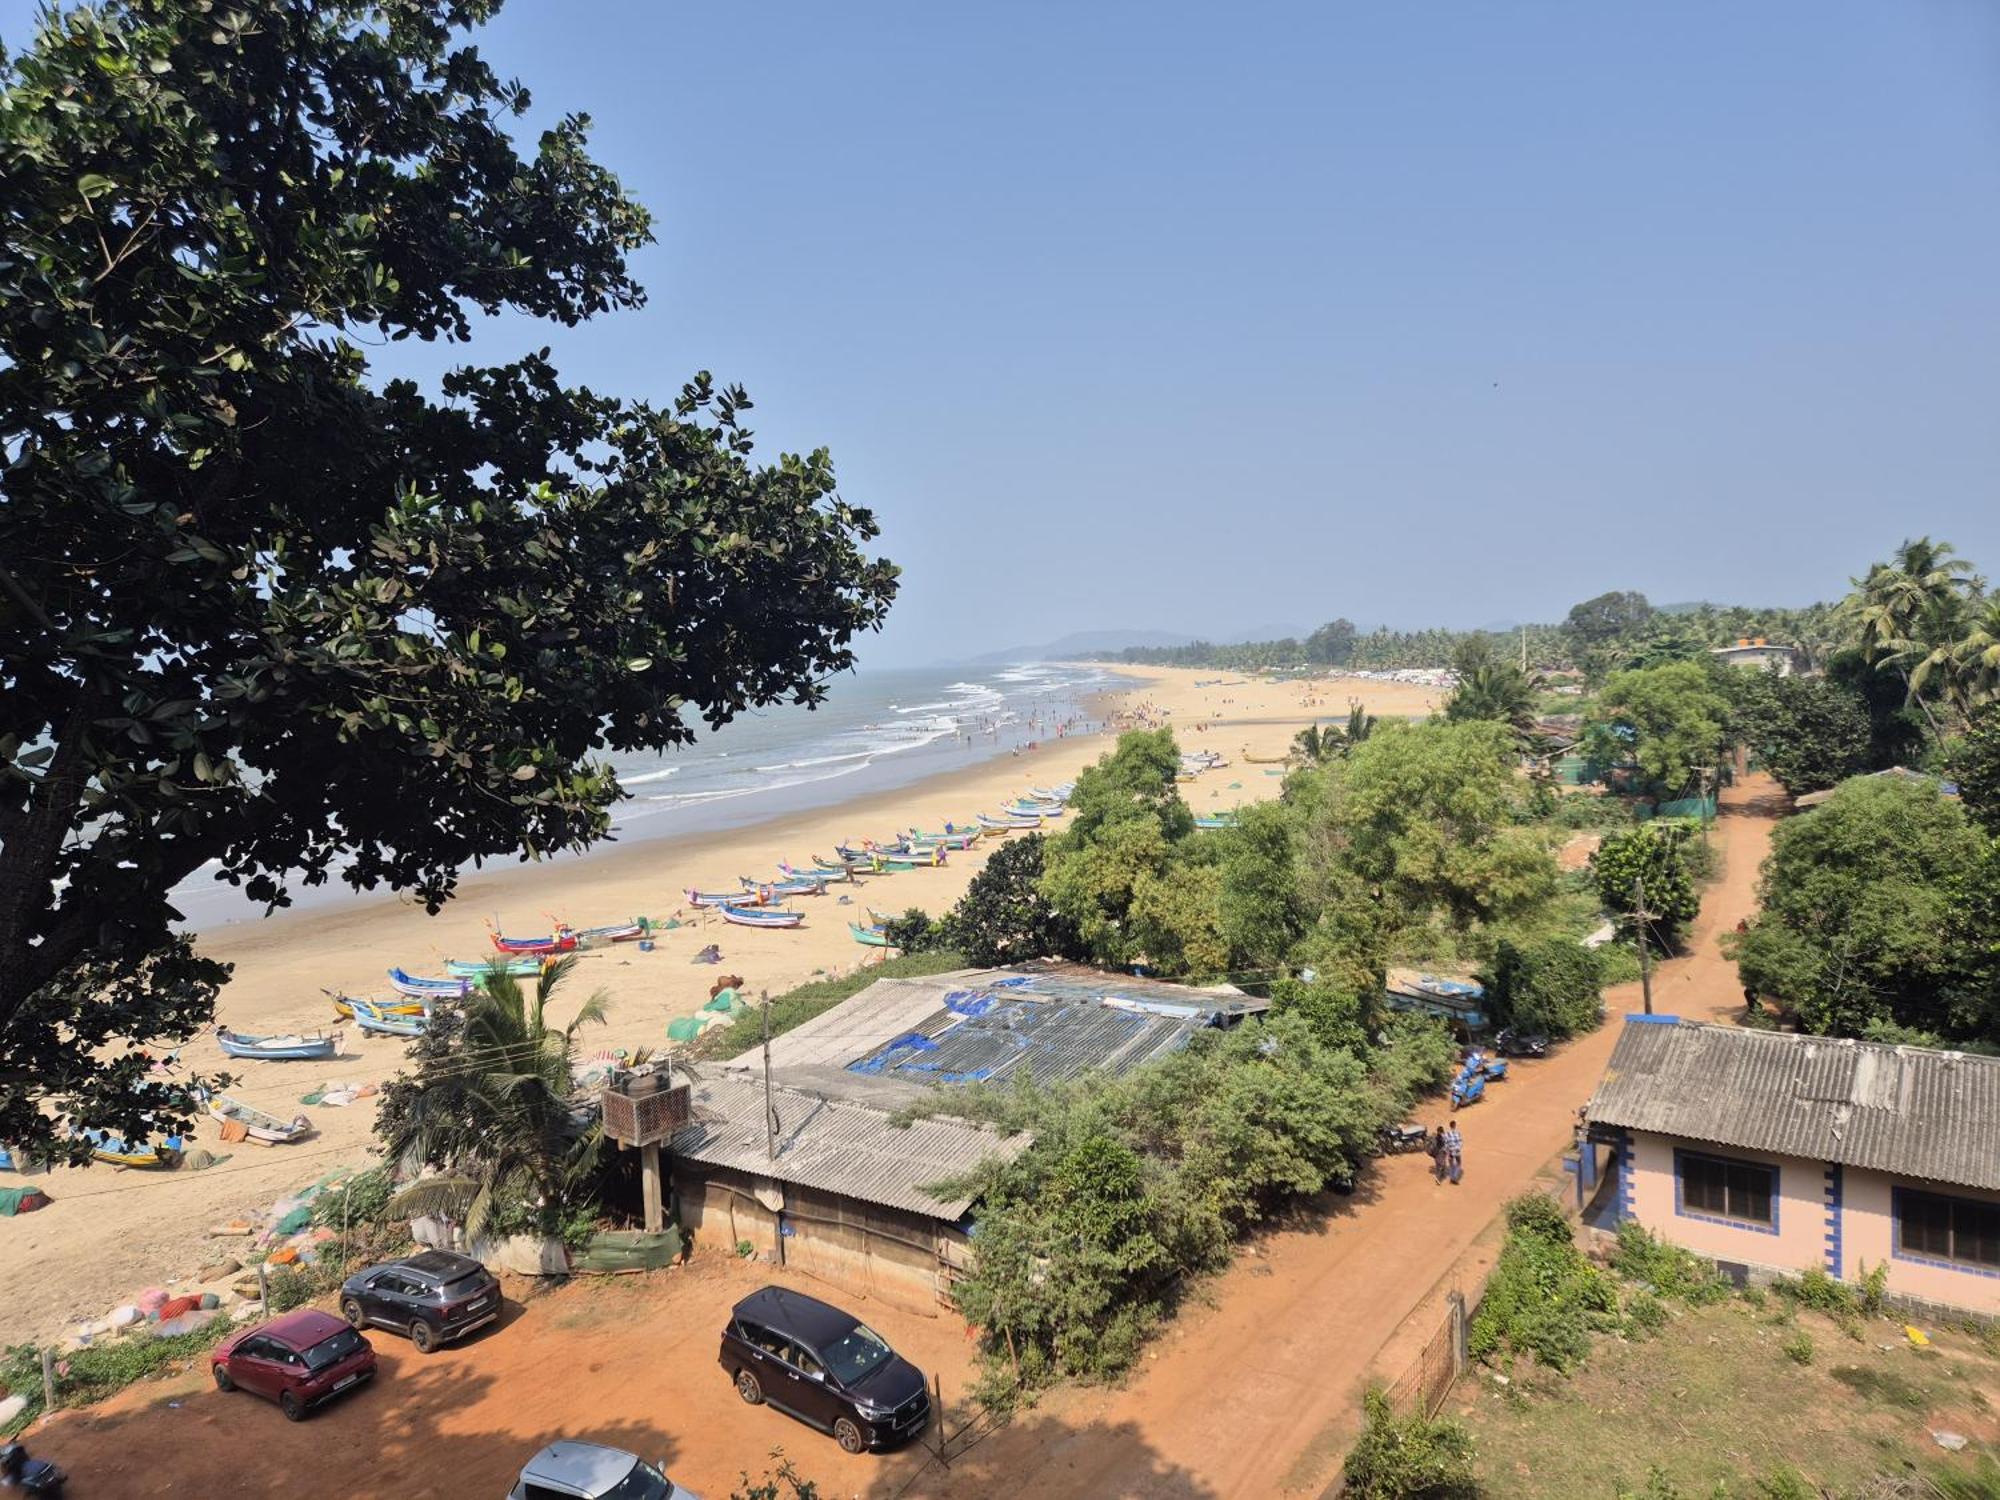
761 989 777 1161
1633 876 1654 1015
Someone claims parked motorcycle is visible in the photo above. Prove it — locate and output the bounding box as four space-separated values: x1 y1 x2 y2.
1375 1122 1430 1155
0 1443 65 1498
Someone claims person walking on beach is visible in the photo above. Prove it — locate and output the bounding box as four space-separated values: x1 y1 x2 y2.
1442 1122 1464 1185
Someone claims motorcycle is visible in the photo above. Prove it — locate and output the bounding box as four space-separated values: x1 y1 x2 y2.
0 1443 65 1498
1375 1122 1430 1155
1494 1027 1549 1058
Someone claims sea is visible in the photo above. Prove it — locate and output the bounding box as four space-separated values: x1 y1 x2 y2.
173 661 1129 931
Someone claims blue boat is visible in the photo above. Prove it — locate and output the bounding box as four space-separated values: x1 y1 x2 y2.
351 997 430 1037
445 956 545 979
387 967 472 999
718 903 805 929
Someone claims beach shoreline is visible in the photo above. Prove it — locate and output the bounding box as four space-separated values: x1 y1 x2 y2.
2 665 1440 1347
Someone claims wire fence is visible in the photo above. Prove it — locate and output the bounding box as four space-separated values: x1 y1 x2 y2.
1382 1288 1468 1419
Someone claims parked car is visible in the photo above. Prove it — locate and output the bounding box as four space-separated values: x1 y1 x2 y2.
719 1286 931 1454
339 1248 501 1352
1493 1028 1549 1058
210 1308 375 1421
506 1441 698 1500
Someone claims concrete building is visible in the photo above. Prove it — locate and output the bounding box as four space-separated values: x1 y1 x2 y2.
670 962 1266 1314
1586 1018 2000 1318
1710 638 1802 676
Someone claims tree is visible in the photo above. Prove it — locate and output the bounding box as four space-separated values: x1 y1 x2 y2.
1305 618 1359 666
1565 590 1654 647
1302 720 1557 928
1724 671 1871 797
1953 597 2000 710
1727 776 1987 1037
1840 537 1976 731
1946 704 2000 836
0 1 896 1160
1592 822 1700 942
377 957 610 1240
1213 801 1311 968
1486 938 1603 1038
1594 662 1730 795
935 833 1080 966
1442 637 1538 741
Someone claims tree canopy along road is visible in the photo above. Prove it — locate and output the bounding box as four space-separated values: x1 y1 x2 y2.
33 781 1784 1500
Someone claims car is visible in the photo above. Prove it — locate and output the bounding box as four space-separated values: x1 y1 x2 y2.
506 1441 698 1500
719 1285 931 1455
210 1308 375 1421
339 1248 501 1352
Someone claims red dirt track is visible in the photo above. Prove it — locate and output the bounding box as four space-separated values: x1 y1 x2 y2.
34 779 1782 1499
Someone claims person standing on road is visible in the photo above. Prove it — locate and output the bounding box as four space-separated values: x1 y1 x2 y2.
1443 1122 1464 1185
1427 1124 1447 1183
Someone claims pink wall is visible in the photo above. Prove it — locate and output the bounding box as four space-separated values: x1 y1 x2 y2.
1625 1134 1825 1273
1843 1168 2000 1317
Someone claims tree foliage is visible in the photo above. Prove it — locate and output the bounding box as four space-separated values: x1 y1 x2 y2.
1468 1195 1620 1372
1485 938 1603 1038
1442 637 1538 741
376 957 609 1240
932 833 1080 966
1724 669 1872 796
1728 776 1987 1037
1593 662 1730 796
1565 590 1654 648
1946 703 2000 837
1591 821 1701 939
0 0 896 1159
1342 1388 1483 1500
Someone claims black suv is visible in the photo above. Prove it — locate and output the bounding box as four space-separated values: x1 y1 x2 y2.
338 1249 500 1353
720 1286 930 1454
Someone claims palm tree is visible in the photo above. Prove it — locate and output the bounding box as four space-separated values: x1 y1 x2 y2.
1954 596 2000 709
1840 536 1975 733
385 956 610 1241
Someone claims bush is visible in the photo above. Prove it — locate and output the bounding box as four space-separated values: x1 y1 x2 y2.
1341 1388 1482 1499
1782 1331 1814 1365
881 906 942 952
1607 1222 1731 1305
1624 1290 1667 1339
1592 821 1700 938
1773 1265 1860 1320
1755 1467 1815 1500
1469 1205 1619 1373
308 1166 394 1231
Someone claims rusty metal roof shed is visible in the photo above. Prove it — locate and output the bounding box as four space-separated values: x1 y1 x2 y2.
1587 1019 2000 1192
668 1073 1032 1221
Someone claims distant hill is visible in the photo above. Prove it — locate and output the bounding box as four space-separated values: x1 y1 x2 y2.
958 629 1199 665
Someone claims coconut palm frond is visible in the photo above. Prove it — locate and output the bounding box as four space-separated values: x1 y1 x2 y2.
387 1174 482 1222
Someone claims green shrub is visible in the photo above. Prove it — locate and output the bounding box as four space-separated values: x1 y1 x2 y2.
1781 1331 1814 1365
1608 1222 1731 1305
1341 1388 1482 1499
1773 1265 1860 1320
1504 1191 1574 1245
1614 1466 1686 1499
265 1263 320 1314
1856 1260 1888 1317
308 1166 395 1231
1485 937 1604 1038
1624 1290 1667 1339
1754 1467 1815 1500
1469 1209 1619 1373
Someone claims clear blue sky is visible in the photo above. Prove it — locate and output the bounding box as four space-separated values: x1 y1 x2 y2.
12 2 2000 663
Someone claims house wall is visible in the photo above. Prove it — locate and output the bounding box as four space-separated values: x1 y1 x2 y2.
671 1164 965 1318
1624 1133 1825 1273
1619 1133 2000 1318
1842 1168 2000 1317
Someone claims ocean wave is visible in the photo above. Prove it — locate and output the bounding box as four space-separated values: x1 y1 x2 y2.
619 766 681 788
753 749 875 773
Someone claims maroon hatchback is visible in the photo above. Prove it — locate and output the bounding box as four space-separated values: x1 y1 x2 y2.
211 1308 376 1421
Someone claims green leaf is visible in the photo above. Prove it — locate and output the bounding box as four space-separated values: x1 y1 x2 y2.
76 173 117 199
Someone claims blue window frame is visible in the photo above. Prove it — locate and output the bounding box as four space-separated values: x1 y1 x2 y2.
1893 1187 2000 1276
1674 1148 1778 1234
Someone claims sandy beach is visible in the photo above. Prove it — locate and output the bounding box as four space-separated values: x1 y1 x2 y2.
1 665 1439 1347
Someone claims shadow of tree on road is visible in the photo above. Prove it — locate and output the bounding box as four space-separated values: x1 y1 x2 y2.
854 1412 1220 1500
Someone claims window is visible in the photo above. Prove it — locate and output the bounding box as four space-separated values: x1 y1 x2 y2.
821 1323 893 1385
785 1341 826 1380
1897 1189 2000 1272
302 1328 366 1371
1677 1151 1775 1229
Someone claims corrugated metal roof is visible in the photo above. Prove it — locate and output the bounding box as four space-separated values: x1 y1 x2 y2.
1587 1020 2000 1191
669 1074 1032 1221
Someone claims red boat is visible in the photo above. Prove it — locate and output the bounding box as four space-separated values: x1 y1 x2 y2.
488 924 579 955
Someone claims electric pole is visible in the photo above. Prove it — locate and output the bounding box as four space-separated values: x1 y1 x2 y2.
761 989 777 1160
1633 876 1654 1015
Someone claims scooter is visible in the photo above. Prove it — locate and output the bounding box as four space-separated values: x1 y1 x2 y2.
1450 1070 1486 1110
0 1443 65 1498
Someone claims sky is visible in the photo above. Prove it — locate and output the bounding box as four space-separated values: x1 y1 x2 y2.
11 1 2000 663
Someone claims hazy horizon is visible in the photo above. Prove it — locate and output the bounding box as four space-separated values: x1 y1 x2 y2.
12 1 1997 667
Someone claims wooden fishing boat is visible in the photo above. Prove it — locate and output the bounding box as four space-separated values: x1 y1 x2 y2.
905 828 981 850
977 812 1040 830
215 1026 340 1062
782 859 849 884
81 1127 184 1167
388 967 472 999
571 922 648 945
326 990 425 1021
738 874 826 897
719 903 805 930
872 850 942 873
488 925 579 955
849 922 892 948
1243 753 1287 764
208 1094 314 1145
444 956 545 978
687 886 760 908
811 854 871 876
351 997 430 1037
1002 802 1062 818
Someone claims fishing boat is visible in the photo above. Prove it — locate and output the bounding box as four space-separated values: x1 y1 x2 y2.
488 925 579 955
326 990 425 1021
81 1128 184 1167
571 922 648 945
1243 753 1287 764
872 850 942 873
811 853 873 876
1002 802 1062 819
866 907 897 926
686 887 759 908
849 922 892 948
1194 814 1240 830
905 828 981 850
207 1094 314 1145
444 956 545 979
388 967 473 1000
718 903 805 930
737 874 826 897
214 1026 340 1063
977 812 1040 830
351 997 430 1037
781 860 849 884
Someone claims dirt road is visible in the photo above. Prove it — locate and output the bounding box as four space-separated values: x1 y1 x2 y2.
31 779 1783 1500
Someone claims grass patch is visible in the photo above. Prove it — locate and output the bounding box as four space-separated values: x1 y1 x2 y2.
685 949 969 1060
2 1321 235 1436
1829 1363 1928 1411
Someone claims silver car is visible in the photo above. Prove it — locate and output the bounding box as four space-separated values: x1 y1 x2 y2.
507 1441 699 1500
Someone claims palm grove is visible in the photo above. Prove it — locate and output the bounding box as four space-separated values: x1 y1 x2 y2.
0 0 896 1161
